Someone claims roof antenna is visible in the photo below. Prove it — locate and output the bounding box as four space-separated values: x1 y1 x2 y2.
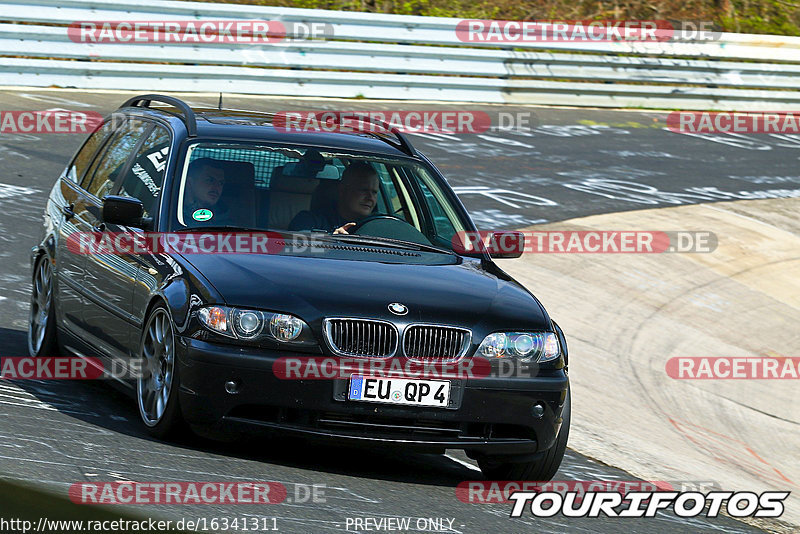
217 92 223 110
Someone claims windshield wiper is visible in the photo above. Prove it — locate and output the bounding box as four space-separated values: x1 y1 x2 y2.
321 234 456 255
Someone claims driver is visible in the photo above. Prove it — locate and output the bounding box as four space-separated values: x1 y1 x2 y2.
182 157 231 225
289 161 379 234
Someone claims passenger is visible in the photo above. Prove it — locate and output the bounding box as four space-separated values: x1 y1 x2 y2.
289 161 379 234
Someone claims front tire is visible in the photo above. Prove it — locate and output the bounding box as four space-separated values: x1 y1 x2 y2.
137 305 184 439
28 255 59 357
479 387 571 481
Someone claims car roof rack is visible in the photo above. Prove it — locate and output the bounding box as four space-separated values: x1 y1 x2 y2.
119 94 197 137
323 114 417 157
197 108 417 157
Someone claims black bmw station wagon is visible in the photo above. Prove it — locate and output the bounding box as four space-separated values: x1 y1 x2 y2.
30 95 570 480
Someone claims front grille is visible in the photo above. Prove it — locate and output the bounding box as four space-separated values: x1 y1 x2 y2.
403 325 471 361
324 318 398 357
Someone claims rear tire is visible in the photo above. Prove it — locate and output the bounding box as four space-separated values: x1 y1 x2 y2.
28 255 59 358
137 305 185 439
478 387 570 481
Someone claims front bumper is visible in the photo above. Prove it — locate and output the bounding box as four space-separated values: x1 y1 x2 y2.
178 337 569 456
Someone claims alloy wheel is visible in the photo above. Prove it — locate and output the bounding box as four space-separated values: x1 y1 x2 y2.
138 308 175 426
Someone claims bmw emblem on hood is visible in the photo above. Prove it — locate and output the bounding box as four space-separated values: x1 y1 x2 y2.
388 303 408 315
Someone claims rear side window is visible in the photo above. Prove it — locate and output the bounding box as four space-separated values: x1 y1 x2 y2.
67 120 117 183
84 119 149 199
117 126 170 217
414 169 460 244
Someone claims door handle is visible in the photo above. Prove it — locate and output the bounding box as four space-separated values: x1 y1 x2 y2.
62 204 75 220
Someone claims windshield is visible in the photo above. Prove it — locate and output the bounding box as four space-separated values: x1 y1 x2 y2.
174 142 471 251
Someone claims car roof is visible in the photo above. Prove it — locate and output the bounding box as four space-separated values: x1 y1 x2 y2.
117 95 418 159
195 109 414 157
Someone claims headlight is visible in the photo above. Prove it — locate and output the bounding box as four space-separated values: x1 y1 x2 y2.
198 306 315 345
269 314 304 342
477 331 560 362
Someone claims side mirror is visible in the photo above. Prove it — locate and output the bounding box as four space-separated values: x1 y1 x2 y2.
102 195 145 228
453 230 525 259
487 231 524 259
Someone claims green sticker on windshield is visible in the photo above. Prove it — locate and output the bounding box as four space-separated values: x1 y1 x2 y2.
192 209 213 221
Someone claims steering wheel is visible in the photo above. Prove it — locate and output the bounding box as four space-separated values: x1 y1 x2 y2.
349 214 407 233
349 214 433 246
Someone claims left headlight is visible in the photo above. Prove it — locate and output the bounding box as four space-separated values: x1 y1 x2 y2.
197 305 315 345
476 331 560 362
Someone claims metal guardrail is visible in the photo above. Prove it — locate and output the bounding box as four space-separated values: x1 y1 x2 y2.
1 0 799 109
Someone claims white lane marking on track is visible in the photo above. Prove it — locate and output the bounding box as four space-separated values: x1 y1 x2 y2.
107 472 135 483
17 92 95 108
453 186 558 208
0 381 100 416
0 146 30 160
444 453 481 472
0 390 58 410
0 183 37 199
0 443 380 504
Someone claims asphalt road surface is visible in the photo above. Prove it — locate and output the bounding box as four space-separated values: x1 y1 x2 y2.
2 89 795 533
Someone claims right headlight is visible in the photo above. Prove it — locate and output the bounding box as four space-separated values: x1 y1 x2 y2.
476 331 560 362
197 305 315 345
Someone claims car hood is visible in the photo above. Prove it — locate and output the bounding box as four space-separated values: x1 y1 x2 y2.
181 253 550 332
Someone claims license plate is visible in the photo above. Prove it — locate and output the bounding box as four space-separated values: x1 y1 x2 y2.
348 375 451 408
